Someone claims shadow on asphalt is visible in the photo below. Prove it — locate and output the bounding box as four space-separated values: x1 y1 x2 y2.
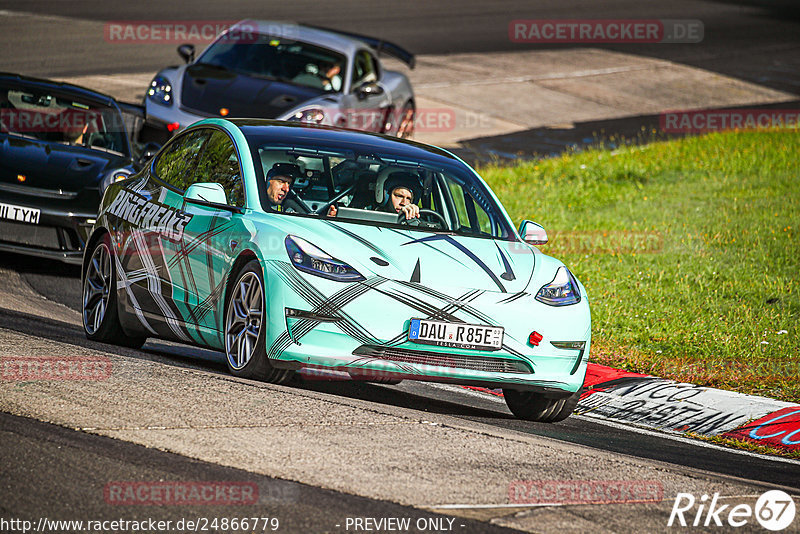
4 301 800 491
2 411 523 533
452 99 800 165
296 378 511 419
0 304 501 421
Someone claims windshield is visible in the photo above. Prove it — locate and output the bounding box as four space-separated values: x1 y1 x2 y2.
251 143 514 240
0 82 130 156
197 34 347 93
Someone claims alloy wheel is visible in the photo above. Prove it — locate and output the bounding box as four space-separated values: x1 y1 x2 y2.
83 243 112 335
225 272 264 370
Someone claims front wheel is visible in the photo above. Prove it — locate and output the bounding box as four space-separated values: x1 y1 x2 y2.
82 234 145 349
502 388 581 423
225 260 293 384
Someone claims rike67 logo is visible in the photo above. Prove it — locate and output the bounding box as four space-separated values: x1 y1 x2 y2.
668 490 796 531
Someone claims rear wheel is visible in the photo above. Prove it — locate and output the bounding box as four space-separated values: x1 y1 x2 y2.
82 234 145 349
503 388 581 423
225 260 293 384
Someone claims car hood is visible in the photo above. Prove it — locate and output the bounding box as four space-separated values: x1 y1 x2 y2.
0 136 126 191
180 64 326 118
255 216 537 294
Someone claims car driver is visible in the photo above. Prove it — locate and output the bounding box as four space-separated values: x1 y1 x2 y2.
265 162 302 212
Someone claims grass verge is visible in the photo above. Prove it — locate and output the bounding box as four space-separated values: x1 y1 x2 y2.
480 130 799 403
685 432 800 460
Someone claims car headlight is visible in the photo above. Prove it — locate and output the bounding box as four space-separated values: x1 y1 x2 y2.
147 76 173 106
285 235 364 282
100 169 132 192
535 266 581 306
289 108 326 124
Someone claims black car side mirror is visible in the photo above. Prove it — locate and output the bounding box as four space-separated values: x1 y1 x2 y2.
355 82 384 101
177 44 195 63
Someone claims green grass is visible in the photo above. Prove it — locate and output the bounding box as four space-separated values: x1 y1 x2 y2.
479 130 800 403
685 432 800 460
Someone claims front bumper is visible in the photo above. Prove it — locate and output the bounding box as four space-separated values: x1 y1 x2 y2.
144 100 209 134
0 205 95 265
265 261 591 394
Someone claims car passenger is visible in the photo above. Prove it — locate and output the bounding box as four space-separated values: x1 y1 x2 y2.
327 173 421 220
322 63 343 92
377 173 422 220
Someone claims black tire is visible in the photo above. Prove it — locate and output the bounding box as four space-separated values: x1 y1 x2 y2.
503 388 581 423
82 234 146 349
224 260 293 384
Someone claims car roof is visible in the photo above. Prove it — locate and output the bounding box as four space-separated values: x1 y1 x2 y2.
220 118 459 163
227 20 366 57
0 71 118 108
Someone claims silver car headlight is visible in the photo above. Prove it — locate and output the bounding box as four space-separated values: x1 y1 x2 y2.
289 108 326 124
285 235 364 282
147 75 173 106
535 266 581 306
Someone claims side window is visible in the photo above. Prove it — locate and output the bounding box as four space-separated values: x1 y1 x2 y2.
193 130 244 206
448 180 469 226
445 178 497 237
351 50 377 87
475 206 492 234
153 129 209 190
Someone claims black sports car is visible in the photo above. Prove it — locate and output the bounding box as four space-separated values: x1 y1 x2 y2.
0 72 159 264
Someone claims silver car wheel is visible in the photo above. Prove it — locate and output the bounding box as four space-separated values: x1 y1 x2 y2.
225 272 263 370
83 242 112 335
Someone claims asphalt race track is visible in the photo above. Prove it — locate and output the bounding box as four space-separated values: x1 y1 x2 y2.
2 0 800 95
2 238 800 531
1 2 800 533
4 252 800 493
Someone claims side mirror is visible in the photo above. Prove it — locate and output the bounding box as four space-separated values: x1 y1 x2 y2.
185 182 227 205
520 220 548 245
355 82 384 101
177 44 195 63
137 142 161 166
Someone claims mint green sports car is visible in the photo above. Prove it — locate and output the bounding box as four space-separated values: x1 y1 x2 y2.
81 119 590 422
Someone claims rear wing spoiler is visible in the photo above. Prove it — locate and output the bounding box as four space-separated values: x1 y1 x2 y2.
304 25 415 69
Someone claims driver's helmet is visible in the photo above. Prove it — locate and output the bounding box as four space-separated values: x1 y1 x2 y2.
267 162 302 183
375 168 422 207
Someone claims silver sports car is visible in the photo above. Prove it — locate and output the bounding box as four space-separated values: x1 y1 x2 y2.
144 20 416 138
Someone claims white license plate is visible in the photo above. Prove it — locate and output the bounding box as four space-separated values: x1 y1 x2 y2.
408 318 504 351
0 202 40 224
